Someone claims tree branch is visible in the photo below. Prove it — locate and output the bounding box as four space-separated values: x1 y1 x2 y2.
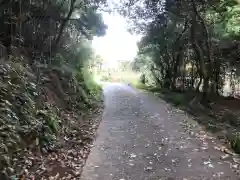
191 0 213 75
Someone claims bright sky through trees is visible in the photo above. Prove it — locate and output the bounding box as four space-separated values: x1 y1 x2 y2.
92 12 141 68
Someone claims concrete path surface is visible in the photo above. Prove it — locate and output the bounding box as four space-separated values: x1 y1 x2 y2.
81 83 239 180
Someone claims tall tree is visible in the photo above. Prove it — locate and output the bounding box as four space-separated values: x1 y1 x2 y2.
120 0 240 102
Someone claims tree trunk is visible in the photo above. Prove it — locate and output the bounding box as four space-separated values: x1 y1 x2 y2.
213 60 221 95
196 76 202 92
230 70 235 97
191 0 216 103
190 8 210 102
191 61 195 89
202 77 209 100
53 0 76 52
151 69 162 86
171 21 189 91
182 62 186 91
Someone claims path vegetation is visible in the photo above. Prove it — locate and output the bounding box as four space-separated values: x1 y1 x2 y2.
1 0 240 179
118 0 240 154
0 0 107 179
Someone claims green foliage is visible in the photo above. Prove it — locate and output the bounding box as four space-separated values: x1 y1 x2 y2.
170 94 186 106
0 0 107 54
34 109 60 150
140 74 146 84
132 54 152 72
123 0 240 154
54 53 65 66
118 60 132 72
0 0 106 178
0 51 103 177
0 59 60 175
231 133 240 154
134 83 150 90
100 75 111 82
122 0 240 100
83 68 101 97
89 55 104 74
37 110 60 134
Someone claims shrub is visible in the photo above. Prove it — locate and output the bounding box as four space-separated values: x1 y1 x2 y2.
140 74 146 84
231 133 240 154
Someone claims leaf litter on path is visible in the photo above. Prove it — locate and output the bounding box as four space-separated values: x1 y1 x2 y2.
18 107 103 180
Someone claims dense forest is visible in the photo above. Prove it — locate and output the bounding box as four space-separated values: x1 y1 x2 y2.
120 0 240 154
0 0 240 178
0 0 107 179
126 0 240 100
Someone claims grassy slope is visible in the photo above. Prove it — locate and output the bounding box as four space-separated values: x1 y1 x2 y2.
0 56 103 179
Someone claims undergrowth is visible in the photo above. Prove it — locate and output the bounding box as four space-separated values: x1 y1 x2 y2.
0 55 102 178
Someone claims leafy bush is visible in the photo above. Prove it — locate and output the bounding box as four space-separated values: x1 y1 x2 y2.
0 55 103 177
84 71 101 96
169 94 185 106
140 74 146 84
101 75 111 81
135 83 149 89
75 65 102 101
0 59 65 176
231 133 240 154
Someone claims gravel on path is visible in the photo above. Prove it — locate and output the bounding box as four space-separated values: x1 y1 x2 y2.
81 83 239 180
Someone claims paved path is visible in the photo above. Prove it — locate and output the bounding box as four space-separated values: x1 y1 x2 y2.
81 83 239 180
